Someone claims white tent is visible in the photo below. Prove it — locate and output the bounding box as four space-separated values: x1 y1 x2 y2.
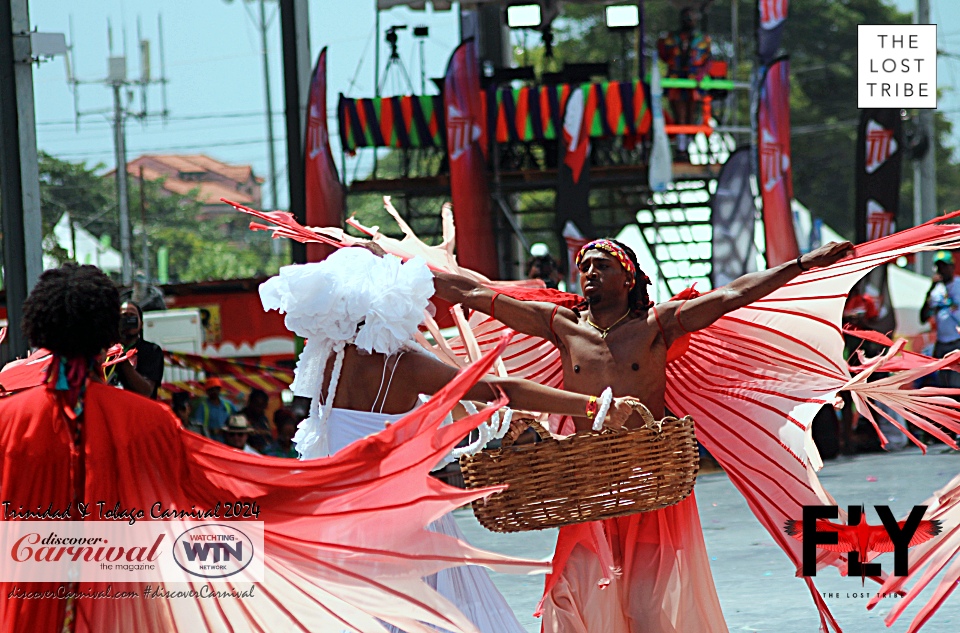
43 213 123 274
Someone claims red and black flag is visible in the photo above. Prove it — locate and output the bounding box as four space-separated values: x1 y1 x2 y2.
757 57 799 266
850 109 904 336
757 0 789 65
444 39 499 279
304 47 345 263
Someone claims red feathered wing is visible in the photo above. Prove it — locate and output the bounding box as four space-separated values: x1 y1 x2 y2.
0 337 547 633
228 199 960 633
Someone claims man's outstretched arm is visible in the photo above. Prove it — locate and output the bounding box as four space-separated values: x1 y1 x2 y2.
657 241 854 346
433 272 576 342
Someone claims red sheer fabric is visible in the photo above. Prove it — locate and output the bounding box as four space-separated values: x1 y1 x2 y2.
0 339 547 633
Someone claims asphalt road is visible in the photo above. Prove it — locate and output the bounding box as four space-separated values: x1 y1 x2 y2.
453 446 960 633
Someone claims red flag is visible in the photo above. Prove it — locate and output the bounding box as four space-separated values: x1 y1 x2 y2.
305 47 345 263
444 39 499 279
562 89 593 184
758 57 799 266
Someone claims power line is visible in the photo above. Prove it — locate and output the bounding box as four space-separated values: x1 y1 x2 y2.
36 109 338 127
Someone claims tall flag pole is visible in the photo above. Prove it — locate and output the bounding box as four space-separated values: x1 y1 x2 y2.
304 47 346 263
444 39 499 279
757 57 799 266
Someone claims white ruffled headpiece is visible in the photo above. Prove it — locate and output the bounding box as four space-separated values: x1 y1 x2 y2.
260 248 435 458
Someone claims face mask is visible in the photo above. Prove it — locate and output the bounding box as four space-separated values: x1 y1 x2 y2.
121 314 140 330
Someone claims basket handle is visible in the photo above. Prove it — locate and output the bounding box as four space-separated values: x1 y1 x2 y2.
633 402 663 433
501 418 551 447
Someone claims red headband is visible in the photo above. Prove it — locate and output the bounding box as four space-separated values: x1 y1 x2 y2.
576 240 637 289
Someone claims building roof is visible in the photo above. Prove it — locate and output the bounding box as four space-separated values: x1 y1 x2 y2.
123 154 262 208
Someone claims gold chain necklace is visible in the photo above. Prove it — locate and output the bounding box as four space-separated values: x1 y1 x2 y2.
585 309 631 339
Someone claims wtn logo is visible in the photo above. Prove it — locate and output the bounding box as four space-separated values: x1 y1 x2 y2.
173 524 255 579
784 505 941 583
180 541 243 564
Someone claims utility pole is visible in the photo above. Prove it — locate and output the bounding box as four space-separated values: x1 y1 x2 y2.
258 0 279 212
0 0 53 361
914 0 937 275
112 78 133 284
139 165 150 284
279 0 310 265
67 16 168 286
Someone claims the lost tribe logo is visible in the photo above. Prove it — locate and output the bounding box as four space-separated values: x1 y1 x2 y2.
864 120 897 174
760 0 788 29
784 505 941 582
173 524 255 579
760 128 789 192
446 105 482 161
866 200 895 241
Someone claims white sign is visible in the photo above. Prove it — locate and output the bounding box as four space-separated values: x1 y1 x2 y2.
858 24 937 109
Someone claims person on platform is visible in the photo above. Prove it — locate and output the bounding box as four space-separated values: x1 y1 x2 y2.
0 262 563 633
261 246 642 633
657 6 712 159
433 237 853 633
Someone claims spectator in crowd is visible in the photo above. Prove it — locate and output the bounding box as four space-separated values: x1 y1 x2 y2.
108 301 164 398
240 388 273 452
657 6 712 159
265 417 299 458
527 244 563 290
191 377 236 440
922 250 960 389
171 391 192 428
221 414 260 454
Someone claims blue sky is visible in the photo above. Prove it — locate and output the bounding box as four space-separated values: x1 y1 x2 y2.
31 0 460 208
30 1 960 210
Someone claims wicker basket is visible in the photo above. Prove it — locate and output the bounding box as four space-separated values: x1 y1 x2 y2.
460 412 699 533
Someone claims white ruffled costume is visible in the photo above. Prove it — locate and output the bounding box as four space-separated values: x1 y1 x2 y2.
260 248 526 633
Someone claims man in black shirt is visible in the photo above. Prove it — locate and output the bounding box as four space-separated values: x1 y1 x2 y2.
110 301 164 399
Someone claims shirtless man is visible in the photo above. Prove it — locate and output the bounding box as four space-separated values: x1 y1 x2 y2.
434 238 853 632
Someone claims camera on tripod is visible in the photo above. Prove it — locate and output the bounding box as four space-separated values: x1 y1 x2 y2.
385 24 407 54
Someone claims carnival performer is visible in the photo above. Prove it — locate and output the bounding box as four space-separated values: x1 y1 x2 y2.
0 262 558 633
433 238 853 633
229 196 960 632
259 246 642 633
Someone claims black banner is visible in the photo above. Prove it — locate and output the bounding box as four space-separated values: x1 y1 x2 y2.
850 109 904 337
855 109 903 245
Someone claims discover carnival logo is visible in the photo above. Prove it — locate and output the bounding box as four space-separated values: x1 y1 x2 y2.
173 524 255 579
0 520 263 583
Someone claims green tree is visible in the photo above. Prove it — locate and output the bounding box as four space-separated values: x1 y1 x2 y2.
38 153 283 283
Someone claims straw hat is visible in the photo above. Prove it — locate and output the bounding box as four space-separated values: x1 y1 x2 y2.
223 415 253 434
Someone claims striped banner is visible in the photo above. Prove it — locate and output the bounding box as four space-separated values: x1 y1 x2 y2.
337 81 652 151
492 80 651 144
158 351 293 401
339 94 446 151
